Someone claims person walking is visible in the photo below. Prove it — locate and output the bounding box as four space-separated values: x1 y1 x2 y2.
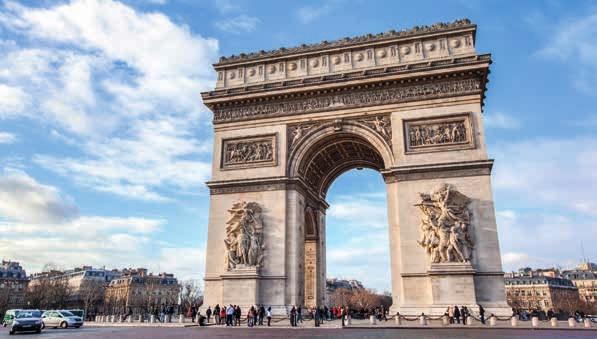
204 306 210 324
290 306 297 327
297 306 303 323
192 306 198 323
247 306 255 327
214 304 220 325
461 306 468 325
454 306 461 324
479 305 486 324
235 305 242 326
226 304 234 326
447 306 454 324
220 306 226 325
340 306 346 327
266 307 272 327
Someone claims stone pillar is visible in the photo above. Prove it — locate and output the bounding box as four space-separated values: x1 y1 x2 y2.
419 315 427 326
441 315 449 326
466 316 473 326
511 316 517 327
584 318 592 328
489 315 496 326
550 317 557 327
568 317 575 327
531 316 539 327
395 315 401 325
150 315 155 323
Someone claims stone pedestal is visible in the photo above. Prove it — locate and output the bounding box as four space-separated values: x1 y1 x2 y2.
428 263 477 311
221 267 260 308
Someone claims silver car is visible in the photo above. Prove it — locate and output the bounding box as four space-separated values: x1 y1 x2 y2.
41 310 83 329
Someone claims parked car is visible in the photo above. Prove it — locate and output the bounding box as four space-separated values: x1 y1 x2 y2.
41 310 84 329
2 309 19 327
8 310 42 335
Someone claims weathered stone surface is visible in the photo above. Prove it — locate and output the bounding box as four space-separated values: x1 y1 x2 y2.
200 20 510 316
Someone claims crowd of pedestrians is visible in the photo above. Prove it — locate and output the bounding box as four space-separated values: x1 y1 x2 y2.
204 304 272 327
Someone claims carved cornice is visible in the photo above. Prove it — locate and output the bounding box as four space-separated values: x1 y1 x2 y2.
203 54 490 101
207 176 329 209
383 160 493 183
216 19 474 66
211 73 483 124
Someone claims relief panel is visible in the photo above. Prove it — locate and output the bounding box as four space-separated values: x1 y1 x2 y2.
403 113 474 154
221 134 277 170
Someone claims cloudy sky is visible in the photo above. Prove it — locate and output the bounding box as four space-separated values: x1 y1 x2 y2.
0 0 595 292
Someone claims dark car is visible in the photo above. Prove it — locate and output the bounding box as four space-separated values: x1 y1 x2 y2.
9 310 42 335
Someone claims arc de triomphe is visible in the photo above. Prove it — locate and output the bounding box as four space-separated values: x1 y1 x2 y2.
200 19 510 316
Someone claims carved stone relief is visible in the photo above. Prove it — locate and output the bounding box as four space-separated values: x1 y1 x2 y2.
221 134 276 169
360 115 392 145
224 201 265 271
416 184 474 264
214 77 481 123
404 113 474 153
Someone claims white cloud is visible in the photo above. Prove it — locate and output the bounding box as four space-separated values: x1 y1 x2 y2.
296 4 333 24
0 84 29 117
215 14 260 34
0 169 78 223
0 132 17 144
0 0 218 201
0 170 201 280
484 112 521 129
328 191 387 229
492 137 597 216
537 13 597 94
214 0 241 14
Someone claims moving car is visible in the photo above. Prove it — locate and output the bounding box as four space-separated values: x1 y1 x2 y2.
8 310 42 335
41 310 84 329
2 309 18 327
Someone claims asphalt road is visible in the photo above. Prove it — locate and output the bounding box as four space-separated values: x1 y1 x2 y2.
1 326 596 338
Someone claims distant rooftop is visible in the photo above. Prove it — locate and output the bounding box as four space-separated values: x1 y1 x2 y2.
216 18 474 66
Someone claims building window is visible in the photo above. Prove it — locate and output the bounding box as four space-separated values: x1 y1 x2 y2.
218 72 223 81
344 53 350 63
367 50 372 59
390 46 396 56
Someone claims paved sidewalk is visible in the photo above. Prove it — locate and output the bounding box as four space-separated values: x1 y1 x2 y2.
85 317 596 330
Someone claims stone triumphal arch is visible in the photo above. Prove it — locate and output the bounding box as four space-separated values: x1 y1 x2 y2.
201 19 510 315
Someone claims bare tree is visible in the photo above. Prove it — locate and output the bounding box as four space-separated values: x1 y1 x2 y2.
79 280 105 319
179 280 203 316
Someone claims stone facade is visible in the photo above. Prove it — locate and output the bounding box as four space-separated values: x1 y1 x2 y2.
504 274 579 312
200 19 510 316
104 268 180 315
0 260 28 310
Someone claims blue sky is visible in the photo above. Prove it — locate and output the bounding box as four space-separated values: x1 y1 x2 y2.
0 0 596 293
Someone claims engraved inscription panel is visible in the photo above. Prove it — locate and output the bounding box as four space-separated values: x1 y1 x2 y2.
404 113 474 154
221 134 276 169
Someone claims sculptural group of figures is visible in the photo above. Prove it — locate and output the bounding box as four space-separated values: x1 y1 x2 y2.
409 121 467 147
224 140 273 165
417 184 474 263
224 201 265 270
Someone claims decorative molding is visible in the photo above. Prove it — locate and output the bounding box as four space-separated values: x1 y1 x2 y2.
288 123 318 152
213 77 481 123
404 113 474 154
221 134 277 170
383 160 493 183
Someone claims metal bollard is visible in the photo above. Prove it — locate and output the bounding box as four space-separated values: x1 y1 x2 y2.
584 318 592 328
138 315 143 323
111 315 116 323
568 317 575 327
179 314 184 323
550 317 557 327
119 315 123 323
370 315 377 325
442 315 449 326
395 315 401 326
150 315 155 323
419 315 427 326
466 316 473 326
128 315 132 323
489 316 496 327
531 316 539 327
511 316 518 327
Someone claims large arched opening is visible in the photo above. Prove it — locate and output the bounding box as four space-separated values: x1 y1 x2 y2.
287 121 394 308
